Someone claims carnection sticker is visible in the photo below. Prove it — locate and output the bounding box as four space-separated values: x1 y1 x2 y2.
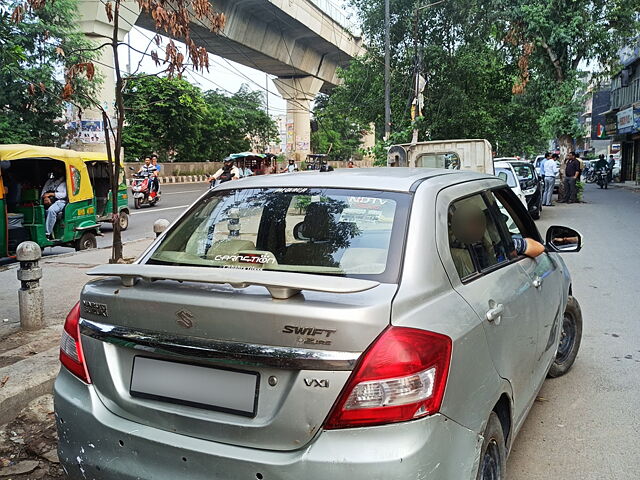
339 208 382 223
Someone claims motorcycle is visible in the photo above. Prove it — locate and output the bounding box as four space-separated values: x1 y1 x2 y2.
131 172 160 208
595 167 609 189
583 163 597 183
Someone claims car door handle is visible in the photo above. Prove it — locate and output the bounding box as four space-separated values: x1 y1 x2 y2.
486 303 504 323
532 277 543 288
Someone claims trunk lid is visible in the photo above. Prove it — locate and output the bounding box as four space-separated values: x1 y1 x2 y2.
79 277 396 451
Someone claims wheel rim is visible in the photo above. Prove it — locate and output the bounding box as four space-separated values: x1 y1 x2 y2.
480 439 502 480
119 214 127 228
556 312 576 364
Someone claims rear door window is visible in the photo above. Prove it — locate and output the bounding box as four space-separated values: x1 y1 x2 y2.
447 194 513 279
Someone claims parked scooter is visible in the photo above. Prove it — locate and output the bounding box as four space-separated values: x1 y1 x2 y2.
595 167 609 189
583 163 597 183
130 171 160 208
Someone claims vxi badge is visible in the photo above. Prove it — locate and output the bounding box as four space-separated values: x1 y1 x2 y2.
282 325 337 346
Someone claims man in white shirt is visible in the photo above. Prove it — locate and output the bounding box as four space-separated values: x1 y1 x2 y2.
542 153 559 206
41 164 67 239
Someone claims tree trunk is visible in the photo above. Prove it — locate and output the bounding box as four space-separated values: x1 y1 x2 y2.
108 1 124 263
556 134 573 201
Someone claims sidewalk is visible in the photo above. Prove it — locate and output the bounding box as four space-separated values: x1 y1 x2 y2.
0 237 154 426
609 180 640 191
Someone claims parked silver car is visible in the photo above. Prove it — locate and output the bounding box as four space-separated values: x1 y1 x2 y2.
55 168 583 480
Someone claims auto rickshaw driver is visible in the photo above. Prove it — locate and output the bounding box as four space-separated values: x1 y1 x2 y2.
41 163 67 240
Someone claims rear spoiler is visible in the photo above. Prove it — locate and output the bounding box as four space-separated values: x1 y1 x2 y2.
87 264 380 299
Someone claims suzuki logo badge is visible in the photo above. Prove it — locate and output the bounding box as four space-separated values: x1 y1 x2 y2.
175 309 195 328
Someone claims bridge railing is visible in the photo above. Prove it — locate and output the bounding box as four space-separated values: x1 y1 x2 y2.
307 0 359 33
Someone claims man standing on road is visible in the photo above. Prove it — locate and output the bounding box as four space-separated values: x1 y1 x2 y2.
542 153 558 206
560 152 580 204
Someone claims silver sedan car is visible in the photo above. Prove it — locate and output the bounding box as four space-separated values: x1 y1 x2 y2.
55 168 583 479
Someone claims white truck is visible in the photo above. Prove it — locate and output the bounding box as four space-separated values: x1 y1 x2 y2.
387 139 528 208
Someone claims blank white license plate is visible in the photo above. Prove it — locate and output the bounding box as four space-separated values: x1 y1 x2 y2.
130 356 259 417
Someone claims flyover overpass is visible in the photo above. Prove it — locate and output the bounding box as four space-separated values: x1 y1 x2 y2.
78 0 364 161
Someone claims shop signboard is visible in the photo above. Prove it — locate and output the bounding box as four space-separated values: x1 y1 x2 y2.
634 103 640 132
617 107 635 134
605 112 618 136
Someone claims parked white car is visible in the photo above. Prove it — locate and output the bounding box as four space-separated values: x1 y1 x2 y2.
494 161 527 207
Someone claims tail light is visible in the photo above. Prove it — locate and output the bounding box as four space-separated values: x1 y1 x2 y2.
324 327 451 429
59 302 91 383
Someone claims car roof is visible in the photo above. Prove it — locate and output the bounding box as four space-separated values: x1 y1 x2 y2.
507 160 533 167
214 167 497 193
493 161 515 170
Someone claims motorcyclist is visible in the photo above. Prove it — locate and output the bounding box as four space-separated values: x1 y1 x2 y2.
594 154 608 170
137 157 158 183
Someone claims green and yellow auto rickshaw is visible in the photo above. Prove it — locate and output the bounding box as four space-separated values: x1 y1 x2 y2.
80 151 130 231
0 145 127 259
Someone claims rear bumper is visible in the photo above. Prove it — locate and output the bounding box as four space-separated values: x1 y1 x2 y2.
55 368 481 480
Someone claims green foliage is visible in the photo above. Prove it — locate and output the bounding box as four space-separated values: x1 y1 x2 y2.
332 0 640 153
0 0 99 145
122 78 278 162
311 93 368 161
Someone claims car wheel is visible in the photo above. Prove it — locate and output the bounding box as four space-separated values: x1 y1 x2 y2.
75 231 97 251
548 296 582 378
118 212 129 231
476 412 506 480
531 206 540 220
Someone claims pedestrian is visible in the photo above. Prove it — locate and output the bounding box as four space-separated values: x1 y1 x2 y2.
559 152 580 204
542 152 558 206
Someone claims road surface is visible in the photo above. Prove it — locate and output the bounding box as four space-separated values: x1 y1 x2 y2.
508 183 640 479
42 182 208 257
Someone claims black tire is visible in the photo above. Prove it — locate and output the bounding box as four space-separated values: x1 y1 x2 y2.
548 296 582 378
134 197 141 209
75 231 97 251
118 211 129 231
531 205 540 220
476 412 506 480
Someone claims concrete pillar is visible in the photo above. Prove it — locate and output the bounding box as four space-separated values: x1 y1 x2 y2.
273 77 324 163
360 123 376 166
16 242 44 330
74 0 139 153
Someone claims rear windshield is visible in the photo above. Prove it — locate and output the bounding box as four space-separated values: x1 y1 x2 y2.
148 187 411 283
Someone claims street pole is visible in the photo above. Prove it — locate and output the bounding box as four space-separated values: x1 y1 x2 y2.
384 0 391 141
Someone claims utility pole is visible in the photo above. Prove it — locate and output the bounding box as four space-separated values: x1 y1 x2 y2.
410 0 445 144
265 72 269 117
384 0 391 140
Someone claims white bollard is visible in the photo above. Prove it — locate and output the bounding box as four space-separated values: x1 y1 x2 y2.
16 241 44 330
153 218 170 237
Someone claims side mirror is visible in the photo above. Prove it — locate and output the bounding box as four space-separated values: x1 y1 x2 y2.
497 171 508 182
545 225 582 253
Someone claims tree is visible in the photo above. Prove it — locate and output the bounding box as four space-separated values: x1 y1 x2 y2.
1 0 99 145
122 79 279 162
122 76 207 162
311 93 368 161
497 0 640 153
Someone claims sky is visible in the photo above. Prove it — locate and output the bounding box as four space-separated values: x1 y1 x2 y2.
120 27 288 117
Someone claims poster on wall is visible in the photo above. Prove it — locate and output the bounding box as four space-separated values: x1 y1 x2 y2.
633 103 640 132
